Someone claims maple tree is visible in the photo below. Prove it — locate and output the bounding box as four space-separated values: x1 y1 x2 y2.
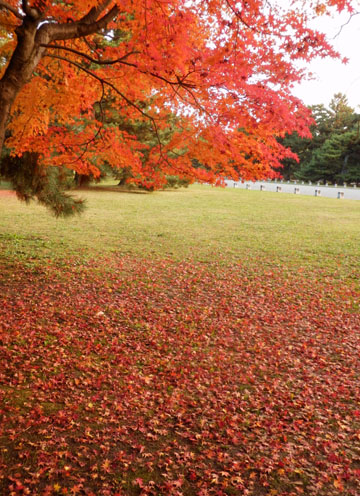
0 0 357 213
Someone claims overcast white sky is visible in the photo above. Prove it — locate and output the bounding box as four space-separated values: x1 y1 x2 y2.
292 11 360 110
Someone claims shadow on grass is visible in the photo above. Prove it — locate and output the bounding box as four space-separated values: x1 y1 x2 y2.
74 184 189 194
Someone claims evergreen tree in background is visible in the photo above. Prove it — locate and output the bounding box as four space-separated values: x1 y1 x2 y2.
279 94 360 184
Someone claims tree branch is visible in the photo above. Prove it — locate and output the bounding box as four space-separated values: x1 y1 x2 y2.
45 53 167 162
40 3 119 42
21 0 42 19
0 0 23 20
41 43 198 90
80 0 113 24
45 53 158 124
334 11 360 38
224 0 255 31
21 0 29 15
41 43 139 65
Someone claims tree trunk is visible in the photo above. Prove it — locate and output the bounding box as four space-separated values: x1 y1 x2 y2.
0 2 119 160
75 173 92 188
0 88 14 154
0 15 48 158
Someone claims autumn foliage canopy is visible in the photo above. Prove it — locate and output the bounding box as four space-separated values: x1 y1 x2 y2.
0 0 356 191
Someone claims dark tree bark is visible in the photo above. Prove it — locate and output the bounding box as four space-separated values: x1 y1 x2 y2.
0 0 119 157
74 173 92 188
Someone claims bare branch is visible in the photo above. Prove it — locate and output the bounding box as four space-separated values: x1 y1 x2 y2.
334 11 360 38
0 0 23 20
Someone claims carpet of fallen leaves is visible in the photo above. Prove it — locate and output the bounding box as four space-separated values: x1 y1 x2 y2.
0 256 360 496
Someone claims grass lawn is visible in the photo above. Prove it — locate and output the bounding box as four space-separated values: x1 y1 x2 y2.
0 183 359 495
0 183 359 277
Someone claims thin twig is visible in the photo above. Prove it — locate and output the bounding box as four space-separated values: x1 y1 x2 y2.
334 11 360 38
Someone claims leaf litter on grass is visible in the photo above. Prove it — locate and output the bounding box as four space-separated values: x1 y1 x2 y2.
0 256 359 495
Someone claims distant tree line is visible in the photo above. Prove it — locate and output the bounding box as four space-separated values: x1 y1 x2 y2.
278 93 360 184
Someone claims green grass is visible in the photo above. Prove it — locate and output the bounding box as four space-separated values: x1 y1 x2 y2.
0 182 359 277
0 180 12 190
